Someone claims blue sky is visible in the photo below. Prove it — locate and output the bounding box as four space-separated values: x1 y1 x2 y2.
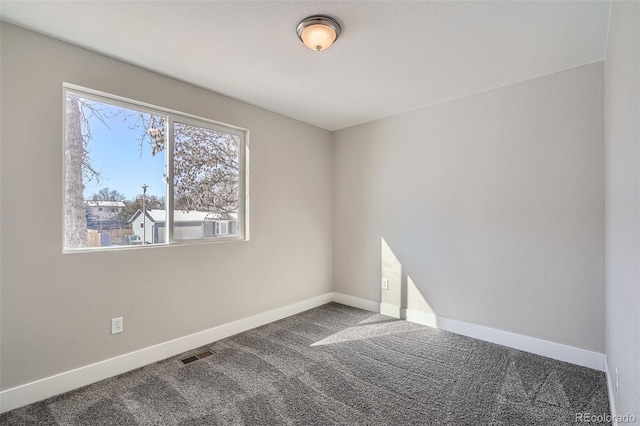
82 100 166 201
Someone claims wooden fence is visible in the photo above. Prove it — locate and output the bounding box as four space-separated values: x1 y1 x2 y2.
87 228 134 247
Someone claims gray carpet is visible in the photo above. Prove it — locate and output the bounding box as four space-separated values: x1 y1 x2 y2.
0 303 611 425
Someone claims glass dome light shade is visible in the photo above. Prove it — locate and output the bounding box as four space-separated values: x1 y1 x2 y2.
300 24 337 51
297 16 341 52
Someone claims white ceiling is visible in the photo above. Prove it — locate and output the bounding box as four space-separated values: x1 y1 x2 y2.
0 1 611 131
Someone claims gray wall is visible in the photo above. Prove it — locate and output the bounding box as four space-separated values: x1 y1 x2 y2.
605 0 640 418
0 17 616 397
0 23 333 390
333 62 605 352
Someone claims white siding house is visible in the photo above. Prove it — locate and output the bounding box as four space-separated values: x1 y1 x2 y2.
127 209 238 244
85 200 125 229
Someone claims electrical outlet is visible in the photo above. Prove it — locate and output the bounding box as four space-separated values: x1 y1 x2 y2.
615 368 619 395
111 317 123 335
381 279 389 290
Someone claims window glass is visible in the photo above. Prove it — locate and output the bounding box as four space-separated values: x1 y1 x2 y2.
173 121 240 240
63 87 246 251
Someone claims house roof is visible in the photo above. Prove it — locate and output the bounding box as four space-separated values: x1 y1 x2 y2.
86 201 125 208
148 210 208 223
128 209 237 224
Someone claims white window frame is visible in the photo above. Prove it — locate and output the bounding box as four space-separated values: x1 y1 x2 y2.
63 83 249 253
215 221 229 235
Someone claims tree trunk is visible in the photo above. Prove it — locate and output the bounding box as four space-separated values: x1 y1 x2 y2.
64 96 87 248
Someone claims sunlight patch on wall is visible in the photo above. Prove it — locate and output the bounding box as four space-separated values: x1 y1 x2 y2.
381 237 439 328
406 275 439 328
381 237 402 318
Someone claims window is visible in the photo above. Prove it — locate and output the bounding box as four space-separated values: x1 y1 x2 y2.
215 222 228 235
63 85 248 251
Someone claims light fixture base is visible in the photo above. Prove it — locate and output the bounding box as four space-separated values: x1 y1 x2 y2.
296 15 341 52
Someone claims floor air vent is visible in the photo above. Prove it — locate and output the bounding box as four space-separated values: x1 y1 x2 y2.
180 350 214 365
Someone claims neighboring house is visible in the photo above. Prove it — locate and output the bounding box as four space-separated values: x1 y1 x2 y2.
85 200 126 229
127 209 238 244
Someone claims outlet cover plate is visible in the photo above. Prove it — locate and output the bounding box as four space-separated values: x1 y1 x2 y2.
111 317 123 334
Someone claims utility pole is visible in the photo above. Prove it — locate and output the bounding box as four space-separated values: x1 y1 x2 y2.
142 184 148 244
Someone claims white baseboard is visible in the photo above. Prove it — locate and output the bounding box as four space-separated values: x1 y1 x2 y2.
379 303 402 318
330 292 379 313
404 308 439 328
333 293 605 372
604 356 619 426
0 293 334 414
437 316 605 371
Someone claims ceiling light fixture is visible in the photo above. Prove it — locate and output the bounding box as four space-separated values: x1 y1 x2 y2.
296 15 341 52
